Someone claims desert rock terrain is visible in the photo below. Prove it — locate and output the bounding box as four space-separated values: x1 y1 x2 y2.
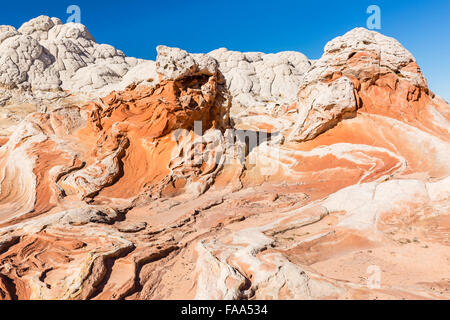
0 16 448 300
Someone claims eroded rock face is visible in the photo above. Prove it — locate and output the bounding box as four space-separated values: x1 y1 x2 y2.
288 76 357 141
287 28 433 141
0 47 232 223
0 19 449 300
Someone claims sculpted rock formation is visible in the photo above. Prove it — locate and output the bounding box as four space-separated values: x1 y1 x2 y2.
208 48 311 130
0 18 449 300
0 15 157 137
0 45 232 223
0 15 157 93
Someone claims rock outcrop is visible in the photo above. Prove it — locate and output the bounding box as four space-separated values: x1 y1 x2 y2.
0 45 233 223
0 17 449 300
0 16 158 137
0 15 157 94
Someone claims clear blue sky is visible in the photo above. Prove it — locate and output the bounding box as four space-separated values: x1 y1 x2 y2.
1 0 449 100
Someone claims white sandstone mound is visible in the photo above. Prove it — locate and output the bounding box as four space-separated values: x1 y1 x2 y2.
208 48 311 107
0 15 158 96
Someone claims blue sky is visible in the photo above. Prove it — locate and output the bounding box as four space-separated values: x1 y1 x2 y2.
1 0 449 100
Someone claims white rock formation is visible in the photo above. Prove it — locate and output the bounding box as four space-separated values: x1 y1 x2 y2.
156 45 218 80
0 15 158 96
288 76 357 141
300 27 427 89
208 48 311 109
